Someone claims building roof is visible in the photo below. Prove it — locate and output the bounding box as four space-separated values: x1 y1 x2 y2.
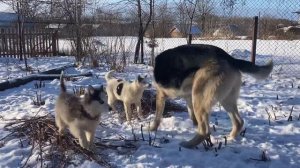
0 12 35 28
190 25 201 35
169 25 202 35
0 12 18 26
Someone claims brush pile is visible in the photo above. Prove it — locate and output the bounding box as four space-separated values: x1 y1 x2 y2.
1 115 117 167
0 90 187 167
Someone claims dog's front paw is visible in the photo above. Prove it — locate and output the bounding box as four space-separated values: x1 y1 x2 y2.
148 123 158 131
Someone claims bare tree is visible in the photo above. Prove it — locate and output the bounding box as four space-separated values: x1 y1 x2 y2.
221 0 246 15
197 0 214 35
177 0 199 44
132 0 153 64
155 1 174 37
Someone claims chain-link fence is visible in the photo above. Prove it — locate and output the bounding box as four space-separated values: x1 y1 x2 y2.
138 0 300 77
1 0 299 76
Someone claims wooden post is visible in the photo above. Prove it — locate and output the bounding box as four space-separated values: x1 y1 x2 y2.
52 30 58 56
0 29 4 57
251 16 258 63
17 1 23 61
188 34 192 45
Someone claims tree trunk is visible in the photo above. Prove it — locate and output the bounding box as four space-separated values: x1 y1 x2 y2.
75 0 83 63
134 0 153 64
140 35 144 64
134 38 141 63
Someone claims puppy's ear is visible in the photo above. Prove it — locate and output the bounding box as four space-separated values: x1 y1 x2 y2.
87 85 95 95
137 75 143 82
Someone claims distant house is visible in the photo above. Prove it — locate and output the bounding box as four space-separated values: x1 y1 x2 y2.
0 12 18 28
0 12 34 29
190 25 202 37
169 26 183 38
276 25 300 39
45 24 66 29
169 25 202 38
213 24 241 38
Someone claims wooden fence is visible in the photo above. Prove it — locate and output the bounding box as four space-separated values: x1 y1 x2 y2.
0 28 58 58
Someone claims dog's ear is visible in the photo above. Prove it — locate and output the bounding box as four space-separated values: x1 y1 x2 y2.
99 85 104 91
137 75 143 82
87 85 95 95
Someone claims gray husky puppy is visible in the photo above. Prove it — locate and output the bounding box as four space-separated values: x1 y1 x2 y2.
150 44 273 148
55 71 107 150
105 70 151 123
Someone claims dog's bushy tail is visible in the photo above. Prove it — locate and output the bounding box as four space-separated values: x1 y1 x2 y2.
105 70 115 81
232 59 273 80
60 71 66 92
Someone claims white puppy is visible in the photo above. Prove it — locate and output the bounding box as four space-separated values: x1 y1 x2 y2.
55 71 107 150
105 70 151 122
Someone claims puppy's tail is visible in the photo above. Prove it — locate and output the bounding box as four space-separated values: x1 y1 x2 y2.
60 71 66 92
232 59 273 80
105 70 115 81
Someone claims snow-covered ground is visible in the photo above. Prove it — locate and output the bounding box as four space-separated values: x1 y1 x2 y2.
0 56 75 83
0 40 300 167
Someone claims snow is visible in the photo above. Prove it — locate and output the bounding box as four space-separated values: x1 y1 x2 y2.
0 39 300 168
0 56 75 82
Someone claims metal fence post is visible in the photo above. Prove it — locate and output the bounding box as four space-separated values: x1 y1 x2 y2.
251 16 259 63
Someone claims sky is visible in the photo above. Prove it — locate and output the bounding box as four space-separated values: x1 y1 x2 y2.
221 0 300 20
0 2 14 13
0 0 299 21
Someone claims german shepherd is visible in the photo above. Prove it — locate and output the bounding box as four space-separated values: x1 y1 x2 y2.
150 44 273 148
55 71 107 150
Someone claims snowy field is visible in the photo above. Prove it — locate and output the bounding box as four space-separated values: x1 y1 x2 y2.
0 39 300 167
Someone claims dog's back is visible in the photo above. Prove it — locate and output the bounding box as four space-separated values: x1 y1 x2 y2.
154 44 273 88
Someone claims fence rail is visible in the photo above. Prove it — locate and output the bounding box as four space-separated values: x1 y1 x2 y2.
0 28 58 58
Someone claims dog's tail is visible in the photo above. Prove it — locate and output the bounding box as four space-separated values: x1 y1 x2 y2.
105 70 115 81
232 58 273 80
60 71 66 92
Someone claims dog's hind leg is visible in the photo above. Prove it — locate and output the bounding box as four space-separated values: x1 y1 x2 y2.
186 97 197 126
221 86 244 140
149 88 166 131
180 68 221 148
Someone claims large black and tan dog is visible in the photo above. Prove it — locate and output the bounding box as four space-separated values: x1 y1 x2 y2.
150 44 273 148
